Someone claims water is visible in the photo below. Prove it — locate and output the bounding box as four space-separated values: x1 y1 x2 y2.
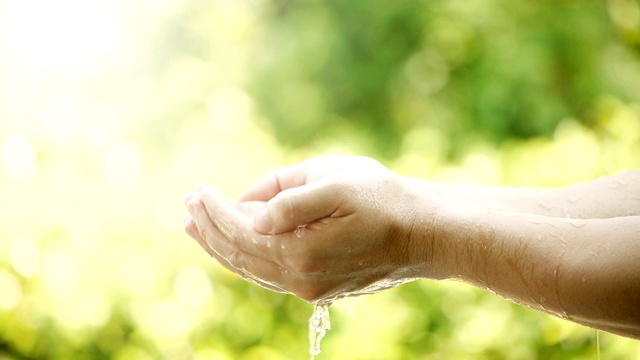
309 302 332 360
304 304 602 360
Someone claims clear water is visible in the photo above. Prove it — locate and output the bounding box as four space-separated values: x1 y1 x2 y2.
304 301 602 359
309 302 332 360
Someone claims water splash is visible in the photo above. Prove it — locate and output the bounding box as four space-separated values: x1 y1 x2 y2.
309 302 332 360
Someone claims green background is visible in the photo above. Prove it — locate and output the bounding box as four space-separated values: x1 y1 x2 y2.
0 0 639 358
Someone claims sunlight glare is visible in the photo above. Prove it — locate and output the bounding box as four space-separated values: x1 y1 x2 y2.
64 291 111 328
207 86 254 131
40 92 85 142
173 266 213 308
41 250 80 303
105 142 144 187
1 133 37 181
140 300 193 340
10 237 41 278
1 0 126 73
0 270 22 312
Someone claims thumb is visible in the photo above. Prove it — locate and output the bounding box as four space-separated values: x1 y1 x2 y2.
254 181 344 234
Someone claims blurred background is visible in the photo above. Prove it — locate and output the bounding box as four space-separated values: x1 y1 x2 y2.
1 0 639 358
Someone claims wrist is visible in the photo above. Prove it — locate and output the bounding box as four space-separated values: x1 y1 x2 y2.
401 177 460 281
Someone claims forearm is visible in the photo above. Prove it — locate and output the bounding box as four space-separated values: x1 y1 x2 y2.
425 200 640 339
407 169 640 219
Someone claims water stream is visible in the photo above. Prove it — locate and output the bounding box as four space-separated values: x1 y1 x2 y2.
308 302 332 360
304 300 602 359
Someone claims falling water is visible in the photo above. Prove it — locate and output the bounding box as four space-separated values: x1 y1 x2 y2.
309 302 332 360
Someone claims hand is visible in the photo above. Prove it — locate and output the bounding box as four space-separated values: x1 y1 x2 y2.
184 156 433 303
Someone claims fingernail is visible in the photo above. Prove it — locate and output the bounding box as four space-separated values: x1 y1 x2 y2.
254 206 273 234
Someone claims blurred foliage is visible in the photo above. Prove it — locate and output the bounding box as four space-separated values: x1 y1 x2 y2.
0 0 640 359
250 0 640 159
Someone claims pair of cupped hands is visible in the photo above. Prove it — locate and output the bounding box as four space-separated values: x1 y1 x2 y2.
184 156 439 303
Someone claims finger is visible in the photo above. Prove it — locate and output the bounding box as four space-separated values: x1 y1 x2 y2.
184 215 201 241
184 191 200 206
235 200 267 218
238 163 312 202
210 246 289 294
239 156 377 203
253 179 347 234
187 200 288 292
185 212 288 294
197 185 289 267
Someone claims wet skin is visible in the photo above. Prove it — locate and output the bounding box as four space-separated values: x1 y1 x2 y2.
184 156 640 339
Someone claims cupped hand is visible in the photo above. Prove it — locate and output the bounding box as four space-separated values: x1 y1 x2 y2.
184 156 433 303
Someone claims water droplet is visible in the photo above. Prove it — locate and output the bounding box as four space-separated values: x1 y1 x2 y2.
281 244 286 250
346 307 354 316
295 226 304 238
267 241 272 248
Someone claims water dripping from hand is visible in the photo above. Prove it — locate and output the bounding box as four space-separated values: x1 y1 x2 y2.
309 301 332 360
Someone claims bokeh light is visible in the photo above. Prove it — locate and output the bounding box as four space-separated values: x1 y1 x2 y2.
0 270 22 312
9 237 40 278
1 0 129 74
1 134 37 182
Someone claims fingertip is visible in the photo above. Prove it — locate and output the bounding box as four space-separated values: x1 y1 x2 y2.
199 185 234 208
185 195 203 214
185 189 200 200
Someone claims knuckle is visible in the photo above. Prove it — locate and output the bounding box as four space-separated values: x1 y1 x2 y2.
197 226 209 241
273 194 297 224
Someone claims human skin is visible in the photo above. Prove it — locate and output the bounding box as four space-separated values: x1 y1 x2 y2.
184 156 640 339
